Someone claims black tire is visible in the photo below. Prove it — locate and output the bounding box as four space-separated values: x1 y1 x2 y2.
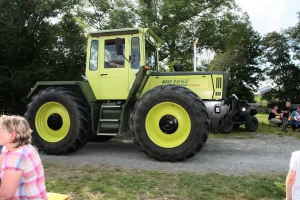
219 120 234 134
130 85 210 162
245 116 259 132
24 87 91 154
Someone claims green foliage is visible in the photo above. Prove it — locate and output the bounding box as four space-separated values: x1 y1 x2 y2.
134 0 245 70
208 20 262 101
0 0 299 115
287 12 300 62
49 13 87 81
0 0 86 114
76 0 243 70
75 0 135 30
0 0 56 114
254 95 268 106
261 31 300 103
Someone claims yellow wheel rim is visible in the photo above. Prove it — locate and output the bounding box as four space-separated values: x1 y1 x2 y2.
145 102 191 148
35 102 70 142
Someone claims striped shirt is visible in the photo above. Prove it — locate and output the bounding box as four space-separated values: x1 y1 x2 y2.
1 144 47 199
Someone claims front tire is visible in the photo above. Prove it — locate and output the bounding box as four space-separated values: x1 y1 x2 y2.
245 116 258 132
131 85 210 161
25 87 91 154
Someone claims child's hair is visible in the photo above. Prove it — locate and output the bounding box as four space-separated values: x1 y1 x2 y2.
0 115 32 148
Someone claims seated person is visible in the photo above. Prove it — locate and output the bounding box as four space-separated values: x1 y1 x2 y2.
109 51 124 68
0 115 47 199
268 105 282 127
290 106 300 131
293 112 300 127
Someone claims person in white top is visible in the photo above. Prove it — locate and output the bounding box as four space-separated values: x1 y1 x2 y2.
286 151 300 200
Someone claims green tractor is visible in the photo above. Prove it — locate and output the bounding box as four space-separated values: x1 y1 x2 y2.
25 28 256 161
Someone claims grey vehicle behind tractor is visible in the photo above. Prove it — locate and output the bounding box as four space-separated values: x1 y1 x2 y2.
218 94 258 133
25 28 258 162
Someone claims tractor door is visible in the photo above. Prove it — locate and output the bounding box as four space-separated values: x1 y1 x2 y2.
85 35 141 100
98 36 131 100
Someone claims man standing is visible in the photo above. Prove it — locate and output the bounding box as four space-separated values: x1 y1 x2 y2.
281 101 291 132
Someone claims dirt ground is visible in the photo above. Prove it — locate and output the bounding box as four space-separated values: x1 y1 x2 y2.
40 133 298 175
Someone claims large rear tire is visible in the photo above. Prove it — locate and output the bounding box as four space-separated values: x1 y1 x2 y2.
130 85 210 161
25 87 91 154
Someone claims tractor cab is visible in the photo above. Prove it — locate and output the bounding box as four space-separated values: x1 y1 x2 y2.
85 28 161 100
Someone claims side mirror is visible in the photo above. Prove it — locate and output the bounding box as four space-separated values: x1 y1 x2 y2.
115 38 123 55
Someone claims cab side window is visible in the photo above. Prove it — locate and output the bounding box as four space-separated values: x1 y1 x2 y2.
131 37 140 69
89 40 98 70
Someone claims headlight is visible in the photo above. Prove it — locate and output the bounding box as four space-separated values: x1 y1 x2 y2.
242 108 246 112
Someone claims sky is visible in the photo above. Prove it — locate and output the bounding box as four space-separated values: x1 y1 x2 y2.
235 0 299 35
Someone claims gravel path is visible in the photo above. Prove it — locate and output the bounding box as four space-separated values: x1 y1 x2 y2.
40 134 299 175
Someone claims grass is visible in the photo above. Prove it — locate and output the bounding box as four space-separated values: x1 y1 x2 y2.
45 113 296 200
254 94 267 106
44 163 286 200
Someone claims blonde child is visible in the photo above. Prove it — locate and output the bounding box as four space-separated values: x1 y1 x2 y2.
0 115 47 199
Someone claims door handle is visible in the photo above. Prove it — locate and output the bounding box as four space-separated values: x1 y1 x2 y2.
101 74 108 76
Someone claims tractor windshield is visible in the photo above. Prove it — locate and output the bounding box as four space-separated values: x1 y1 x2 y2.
145 40 157 71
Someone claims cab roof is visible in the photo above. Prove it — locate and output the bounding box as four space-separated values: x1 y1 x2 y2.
87 28 163 46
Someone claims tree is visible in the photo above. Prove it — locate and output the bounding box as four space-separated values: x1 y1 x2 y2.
208 18 263 102
0 0 86 115
287 12 300 62
135 0 253 70
75 0 136 30
47 13 87 81
261 31 300 103
76 0 250 71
